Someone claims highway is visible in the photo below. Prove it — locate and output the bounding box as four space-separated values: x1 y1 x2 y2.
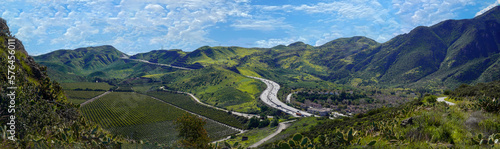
247 76 315 117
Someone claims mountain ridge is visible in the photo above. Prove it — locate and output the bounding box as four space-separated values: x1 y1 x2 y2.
34 6 500 89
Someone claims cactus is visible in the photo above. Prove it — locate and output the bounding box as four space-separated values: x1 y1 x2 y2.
277 134 314 149
471 133 499 147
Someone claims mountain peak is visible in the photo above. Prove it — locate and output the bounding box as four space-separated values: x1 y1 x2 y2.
287 41 307 47
476 5 500 18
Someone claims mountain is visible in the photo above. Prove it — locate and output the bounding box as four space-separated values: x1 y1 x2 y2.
353 6 500 88
35 6 500 90
34 46 182 82
0 18 122 148
130 49 185 65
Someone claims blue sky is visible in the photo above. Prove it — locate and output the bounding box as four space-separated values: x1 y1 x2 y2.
1 0 499 55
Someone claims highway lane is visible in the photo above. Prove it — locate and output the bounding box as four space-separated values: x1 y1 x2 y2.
247 76 315 117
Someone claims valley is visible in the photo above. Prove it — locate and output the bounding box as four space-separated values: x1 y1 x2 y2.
1 5 500 149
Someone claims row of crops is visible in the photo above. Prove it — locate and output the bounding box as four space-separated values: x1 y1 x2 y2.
107 118 238 144
65 90 105 105
146 91 247 129
81 92 185 127
80 92 238 144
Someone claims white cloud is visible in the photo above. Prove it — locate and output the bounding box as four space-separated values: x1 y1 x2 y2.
231 17 291 31
255 36 307 48
5 0 252 53
475 0 500 17
392 0 476 33
259 0 386 20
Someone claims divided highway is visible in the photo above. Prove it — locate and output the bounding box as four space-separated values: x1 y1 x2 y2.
247 76 315 117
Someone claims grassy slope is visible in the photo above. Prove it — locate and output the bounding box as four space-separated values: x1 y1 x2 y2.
262 99 500 148
160 66 265 113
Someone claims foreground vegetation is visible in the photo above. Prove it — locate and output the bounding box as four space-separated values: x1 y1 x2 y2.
0 22 123 148
259 86 500 148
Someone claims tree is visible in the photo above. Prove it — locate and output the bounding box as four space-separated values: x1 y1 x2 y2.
247 116 260 129
259 119 270 128
270 118 279 127
174 113 210 149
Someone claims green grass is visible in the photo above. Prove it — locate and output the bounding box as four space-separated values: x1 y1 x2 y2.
80 92 238 144
61 82 113 90
146 91 247 129
263 117 319 146
160 66 265 112
65 90 105 105
225 126 277 148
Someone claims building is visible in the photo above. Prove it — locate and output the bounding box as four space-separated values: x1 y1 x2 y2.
307 107 331 116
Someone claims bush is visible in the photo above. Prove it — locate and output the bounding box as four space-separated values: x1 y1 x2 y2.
476 97 500 113
424 95 437 103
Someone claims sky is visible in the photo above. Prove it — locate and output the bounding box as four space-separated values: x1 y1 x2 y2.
1 0 499 55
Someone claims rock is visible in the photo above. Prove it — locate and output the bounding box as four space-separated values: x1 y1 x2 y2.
400 117 414 127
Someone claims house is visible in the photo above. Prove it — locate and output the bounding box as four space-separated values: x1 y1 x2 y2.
307 107 331 116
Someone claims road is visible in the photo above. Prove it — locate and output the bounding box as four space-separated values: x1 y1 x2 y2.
437 97 455 105
165 88 266 119
247 76 315 117
80 91 110 106
249 120 295 148
120 55 192 70
148 95 245 133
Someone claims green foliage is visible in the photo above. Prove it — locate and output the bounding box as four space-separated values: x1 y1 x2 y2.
276 133 314 148
450 81 500 99
175 113 210 149
476 97 500 113
160 66 265 112
424 95 438 103
60 82 113 91
270 118 279 127
470 133 499 147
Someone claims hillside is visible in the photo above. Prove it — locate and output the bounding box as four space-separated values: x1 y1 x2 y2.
0 18 122 148
34 46 182 82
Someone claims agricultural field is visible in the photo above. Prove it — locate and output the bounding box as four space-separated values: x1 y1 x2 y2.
80 92 238 144
65 90 105 105
146 91 248 129
60 82 114 90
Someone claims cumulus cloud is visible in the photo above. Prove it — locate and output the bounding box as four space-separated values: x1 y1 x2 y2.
231 17 291 31
392 0 476 33
255 36 307 48
2 0 252 53
475 0 500 17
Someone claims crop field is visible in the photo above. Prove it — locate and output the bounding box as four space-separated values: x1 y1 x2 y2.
81 92 185 127
65 90 105 104
61 82 113 90
80 92 238 144
146 91 247 129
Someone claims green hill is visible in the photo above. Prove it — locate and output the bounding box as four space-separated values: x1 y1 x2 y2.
34 46 181 82
0 18 123 148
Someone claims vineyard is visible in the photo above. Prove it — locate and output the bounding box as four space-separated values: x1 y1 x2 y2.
60 82 114 90
65 90 106 104
146 91 247 129
80 92 238 144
